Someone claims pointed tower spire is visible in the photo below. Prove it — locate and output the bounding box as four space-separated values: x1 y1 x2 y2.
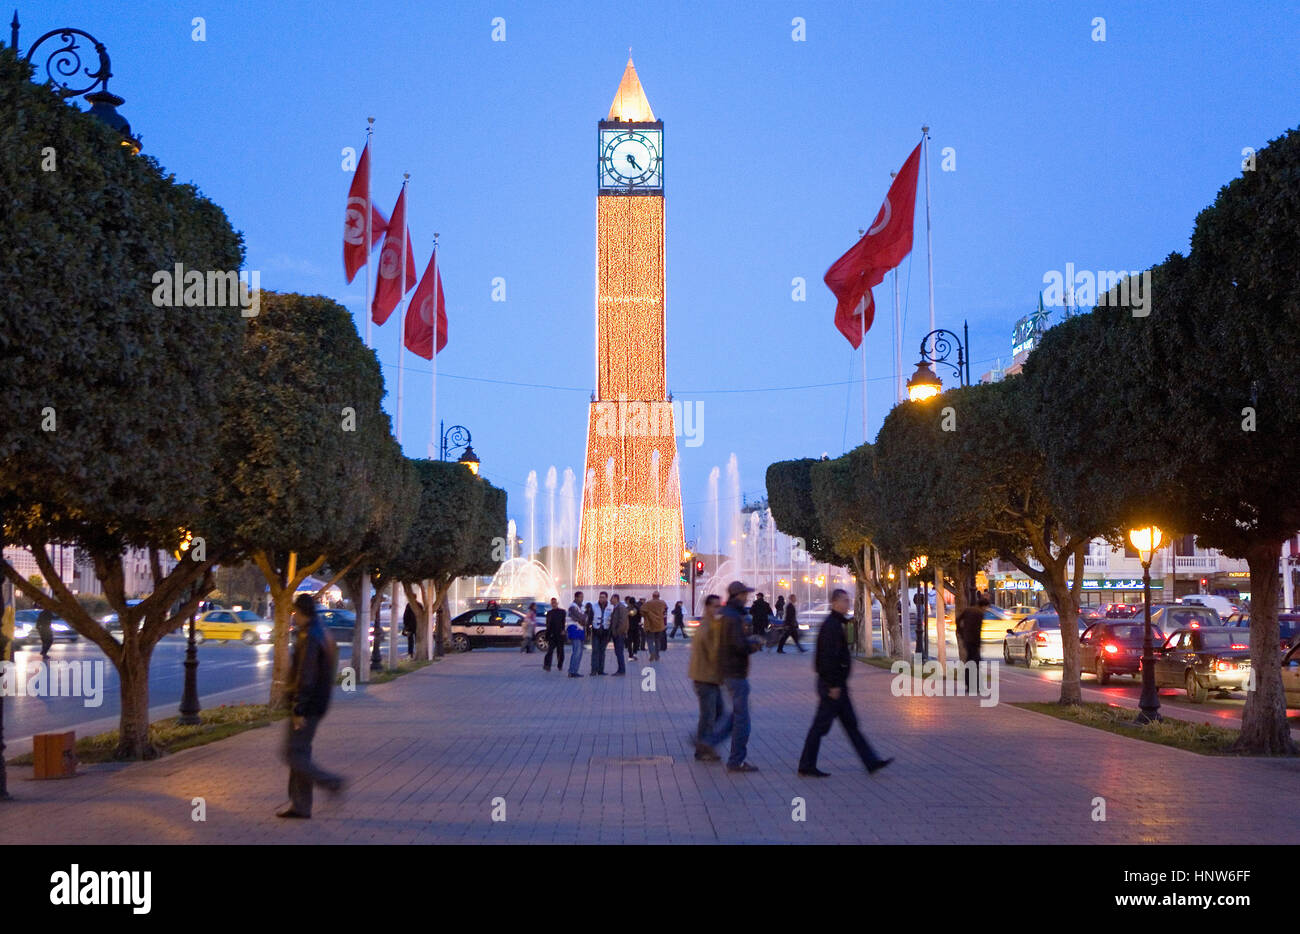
608 56 655 122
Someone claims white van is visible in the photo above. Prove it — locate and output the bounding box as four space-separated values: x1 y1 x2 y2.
1179 594 1237 617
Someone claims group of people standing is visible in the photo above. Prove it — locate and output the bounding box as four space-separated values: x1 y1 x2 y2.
540 590 679 676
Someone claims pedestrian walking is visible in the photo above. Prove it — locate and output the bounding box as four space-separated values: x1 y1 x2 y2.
719 581 763 772
543 597 567 672
590 592 611 675
627 595 642 660
35 607 54 659
797 589 893 778
277 595 344 818
774 595 785 626
777 593 806 653
402 603 417 657
670 600 686 639
610 594 629 675
750 592 772 640
521 604 537 653
913 589 928 658
567 592 587 677
641 590 668 661
689 594 730 761
955 596 986 693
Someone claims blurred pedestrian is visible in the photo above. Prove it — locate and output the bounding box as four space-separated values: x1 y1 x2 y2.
774 594 785 625
35 607 55 658
610 594 629 675
797 589 892 778
521 604 537 653
750 592 772 640
719 581 763 772
955 597 986 693
670 600 686 639
689 594 729 761
777 593 806 653
566 596 586 678
543 597 567 672
642 590 668 660
402 603 417 657
278 595 344 818
627 595 642 660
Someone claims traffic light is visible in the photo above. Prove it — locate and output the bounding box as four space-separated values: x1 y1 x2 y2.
679 561 690 584
1200 578 1208 590
695 560 705 579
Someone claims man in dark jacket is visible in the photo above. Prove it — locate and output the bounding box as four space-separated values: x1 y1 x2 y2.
36 608 55 658
719 581 763 772
278 595 344 818
402 603 417 657
750 593 772 639
543 597 567 672
797 589 892 778
776 594 806 653
954 597 987 693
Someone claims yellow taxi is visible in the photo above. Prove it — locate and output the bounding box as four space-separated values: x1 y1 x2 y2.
1006 605 1037 623
192 608 273 645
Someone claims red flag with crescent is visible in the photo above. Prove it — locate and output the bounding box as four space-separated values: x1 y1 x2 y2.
370 185 416 325
404 248 447 359
823 142 922 348
342 142 388 283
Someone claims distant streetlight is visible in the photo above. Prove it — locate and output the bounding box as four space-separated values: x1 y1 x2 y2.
1129 524 1164 723
906 324 970 402
440 421 479 473
173 530 201 726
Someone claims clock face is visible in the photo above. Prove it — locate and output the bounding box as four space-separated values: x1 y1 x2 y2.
600 128 662 190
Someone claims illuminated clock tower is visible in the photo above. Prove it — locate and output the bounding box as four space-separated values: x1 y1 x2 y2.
576 58 685 588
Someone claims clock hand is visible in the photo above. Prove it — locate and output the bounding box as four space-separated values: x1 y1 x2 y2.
626 154 642 171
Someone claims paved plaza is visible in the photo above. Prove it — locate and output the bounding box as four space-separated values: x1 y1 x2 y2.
3 641 1299 845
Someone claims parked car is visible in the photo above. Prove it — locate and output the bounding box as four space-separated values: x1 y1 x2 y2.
1103 603 1142 618
1080 621 1165 683
1281 643 1300 706
1148 604 1221 633
314 608 381 647
193 608 274 645
12 609 79 646
1152 626 1251 703
1003 610 1070 667
1179 594 1239 617
449 606 546 652
1222 611 1299 651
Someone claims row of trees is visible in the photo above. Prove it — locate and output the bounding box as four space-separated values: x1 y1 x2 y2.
0 49 506 758
767 126 1300 755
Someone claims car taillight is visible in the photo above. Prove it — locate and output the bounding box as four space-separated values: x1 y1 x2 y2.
1103 643 1118 654
1035 632 1048 644
1230 643 1247 651
1215 660 1234 671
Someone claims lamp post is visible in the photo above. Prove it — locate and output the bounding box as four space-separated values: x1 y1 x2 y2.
14 15 142 153
910 555 929 660
0 577 12 800
1130 525 1164 724
440 421 479 473
174 532 201 726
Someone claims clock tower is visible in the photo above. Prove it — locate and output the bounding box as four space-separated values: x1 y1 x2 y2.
576 58 685 588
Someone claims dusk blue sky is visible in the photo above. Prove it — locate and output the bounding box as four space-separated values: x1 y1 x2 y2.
26 1 1299 550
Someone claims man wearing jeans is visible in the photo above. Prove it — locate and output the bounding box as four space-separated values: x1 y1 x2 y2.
589 592 611 675
689 595 730 761
719 581 763 773
566 592 586 678
609 594 629 675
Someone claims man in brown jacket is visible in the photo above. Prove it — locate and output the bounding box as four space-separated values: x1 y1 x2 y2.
688 595 730 761
641 590 669 661
609 594 629 675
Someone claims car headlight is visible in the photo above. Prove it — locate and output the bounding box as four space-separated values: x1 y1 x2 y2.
100 613 115 623
257 625 272 635
14 623 32 637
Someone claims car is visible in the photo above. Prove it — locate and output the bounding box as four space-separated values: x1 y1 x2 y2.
98 598 143 631
1147 604 1221 633
1179 594 1239 617
1078 605 1107 624
1151 626 1251 703
1003 610 1069 667
1080 621 1165 683
1222 611 1299 651
12 609 79 646
193 608 274 645
448 606 546 652
1281 643 1300 706
1103 603 1142 618
314 608 382 647
1005 604 1037 622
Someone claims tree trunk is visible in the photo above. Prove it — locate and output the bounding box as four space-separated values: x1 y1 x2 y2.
1046 545 1085 705
1235 540 1295 754
114 644 157 759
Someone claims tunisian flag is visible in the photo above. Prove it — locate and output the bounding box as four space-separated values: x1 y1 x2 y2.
404 249 448 359
342 142 388 283
823 142 922 348
370 185 416 325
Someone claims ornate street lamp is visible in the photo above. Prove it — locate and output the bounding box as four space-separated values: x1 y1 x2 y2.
457 445 480 475
1129 524 1164 723
440 421 479 473
906 323 971 402
909 554 930 659
14 15 142 153
174 531 201 726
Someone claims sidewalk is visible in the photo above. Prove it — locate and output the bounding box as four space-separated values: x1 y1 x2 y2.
2 639 1298 844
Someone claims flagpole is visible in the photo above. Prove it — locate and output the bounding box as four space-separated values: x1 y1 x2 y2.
364 117 374 351
859 227 868 446
922 126 935 336
890 170 902 404
429 236 439 460
396 172 409 449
